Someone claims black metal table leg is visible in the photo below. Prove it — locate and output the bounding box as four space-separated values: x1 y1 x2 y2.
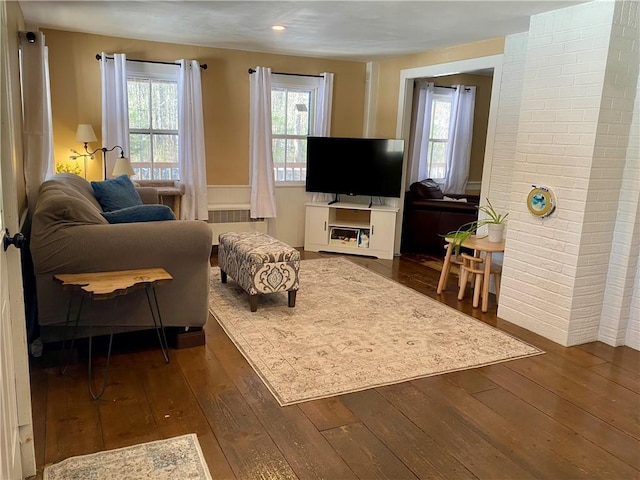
87 298 115 400
60 292 84 376
145 285 170 363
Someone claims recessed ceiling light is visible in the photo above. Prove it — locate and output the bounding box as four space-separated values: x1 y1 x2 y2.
271 25 286 31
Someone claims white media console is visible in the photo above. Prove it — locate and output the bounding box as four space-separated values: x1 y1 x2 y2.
304 202 399 260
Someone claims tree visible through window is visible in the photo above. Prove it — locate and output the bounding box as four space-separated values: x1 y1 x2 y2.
128 77 179 180
427 94 451 181
270 73 322 183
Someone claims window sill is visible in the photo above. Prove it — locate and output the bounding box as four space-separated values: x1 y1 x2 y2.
275 181 306 188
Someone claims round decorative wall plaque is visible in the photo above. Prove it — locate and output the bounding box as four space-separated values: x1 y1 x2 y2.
527 186 555 218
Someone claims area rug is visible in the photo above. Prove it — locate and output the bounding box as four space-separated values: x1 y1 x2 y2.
209 257 543 406
43 434 211 480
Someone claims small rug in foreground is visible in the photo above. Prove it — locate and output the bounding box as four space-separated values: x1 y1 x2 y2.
43 434 211 480
209 257 543 406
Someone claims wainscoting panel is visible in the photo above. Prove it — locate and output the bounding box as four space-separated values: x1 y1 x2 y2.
207 185 307 247
208 209 267 245
207 185 265 245
272 186 308 248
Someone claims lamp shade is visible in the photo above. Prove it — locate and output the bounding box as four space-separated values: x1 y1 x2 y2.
112 157 135 177
75 124 97 143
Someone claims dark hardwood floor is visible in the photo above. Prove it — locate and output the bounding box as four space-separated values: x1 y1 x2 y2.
29 251 640 479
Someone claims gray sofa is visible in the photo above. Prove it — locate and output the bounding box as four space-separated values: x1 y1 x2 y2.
30 173 212 342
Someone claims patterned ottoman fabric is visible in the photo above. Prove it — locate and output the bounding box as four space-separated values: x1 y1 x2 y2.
218 232 300 311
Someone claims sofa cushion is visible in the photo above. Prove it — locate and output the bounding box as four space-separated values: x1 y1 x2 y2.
101 204 176 224
91 175 143 212
409 179 444 199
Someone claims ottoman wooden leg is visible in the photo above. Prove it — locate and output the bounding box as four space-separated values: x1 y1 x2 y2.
220 270 227 283
288 290 297 308
249 294 258 312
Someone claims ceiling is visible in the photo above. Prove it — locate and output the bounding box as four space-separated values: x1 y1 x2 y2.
19 1 587 62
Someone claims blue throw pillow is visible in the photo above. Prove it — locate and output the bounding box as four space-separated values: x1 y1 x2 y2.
101 204 176 224
91 175 143 212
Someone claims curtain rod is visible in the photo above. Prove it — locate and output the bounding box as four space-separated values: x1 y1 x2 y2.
435 84 471 91
247 68 323 78
417 82 471 92
96 54 207 70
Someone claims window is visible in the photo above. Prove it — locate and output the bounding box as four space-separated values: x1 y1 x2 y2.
426 92 452 181
127 63 179 180
271 75 321 183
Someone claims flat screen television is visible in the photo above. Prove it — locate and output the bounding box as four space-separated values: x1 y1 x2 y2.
305 136 405 199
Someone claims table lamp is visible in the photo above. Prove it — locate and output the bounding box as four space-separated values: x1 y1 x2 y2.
69 124 98 178
72 123 127 179
112 157 135 177
76 124 97 145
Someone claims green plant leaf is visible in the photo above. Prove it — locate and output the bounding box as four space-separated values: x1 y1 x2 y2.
443 220 479 256
478 198 508 224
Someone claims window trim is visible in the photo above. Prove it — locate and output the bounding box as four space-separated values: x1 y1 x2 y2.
126 61 180 181
271 74 322 186
426 90 453 182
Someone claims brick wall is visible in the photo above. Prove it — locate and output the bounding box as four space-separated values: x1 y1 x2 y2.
625 256 640 349
570 1 640 344
600 57 640 346
621 61 639 349
484 32 528 215
494 0 639 346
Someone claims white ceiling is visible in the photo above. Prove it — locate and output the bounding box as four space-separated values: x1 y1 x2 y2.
19 1 587 62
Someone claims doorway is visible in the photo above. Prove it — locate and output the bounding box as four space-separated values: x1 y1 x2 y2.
393 55 504 255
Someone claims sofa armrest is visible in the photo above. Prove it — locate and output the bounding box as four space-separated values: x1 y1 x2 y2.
136 187 159 204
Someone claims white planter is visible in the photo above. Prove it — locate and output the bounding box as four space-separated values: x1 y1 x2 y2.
487 223 504 243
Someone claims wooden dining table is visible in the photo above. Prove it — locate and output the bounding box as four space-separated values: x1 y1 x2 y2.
436 235 506 312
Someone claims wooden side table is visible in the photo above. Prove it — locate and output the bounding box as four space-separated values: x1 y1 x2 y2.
437 235 505 313
54 268 173 399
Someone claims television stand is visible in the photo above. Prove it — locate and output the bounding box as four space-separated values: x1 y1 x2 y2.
328 194 340 205
304 202 399 260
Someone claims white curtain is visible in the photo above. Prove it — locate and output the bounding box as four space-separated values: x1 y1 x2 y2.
313 72 333 136
20 31 54 210
310 72 334 202
100 52 129 179
249 66 277 218
443 85 476 194
406 80 434 189
177 59 208 220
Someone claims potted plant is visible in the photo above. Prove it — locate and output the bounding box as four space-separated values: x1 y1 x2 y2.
478 198 508 243
444 219 479 256
443 198 508 251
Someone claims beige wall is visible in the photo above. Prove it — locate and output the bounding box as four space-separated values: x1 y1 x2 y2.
424 73 493 187
43 29 368 184
374 37 504 138
43 29 505 187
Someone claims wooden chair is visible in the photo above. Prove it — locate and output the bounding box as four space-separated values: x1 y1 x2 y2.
442 245 465 289
457 253 502 308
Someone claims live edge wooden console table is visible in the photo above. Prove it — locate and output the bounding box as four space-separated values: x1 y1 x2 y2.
54 268 173 399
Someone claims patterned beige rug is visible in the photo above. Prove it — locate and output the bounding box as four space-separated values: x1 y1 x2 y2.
43 434 211 480
209 257 543 406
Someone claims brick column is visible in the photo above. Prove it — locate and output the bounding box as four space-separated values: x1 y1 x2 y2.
495 0 639 346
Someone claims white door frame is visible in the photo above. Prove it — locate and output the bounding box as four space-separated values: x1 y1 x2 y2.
393 54 504 254
1 1 36 477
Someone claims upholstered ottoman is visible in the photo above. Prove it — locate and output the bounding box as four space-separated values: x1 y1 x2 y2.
218 232 300 312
